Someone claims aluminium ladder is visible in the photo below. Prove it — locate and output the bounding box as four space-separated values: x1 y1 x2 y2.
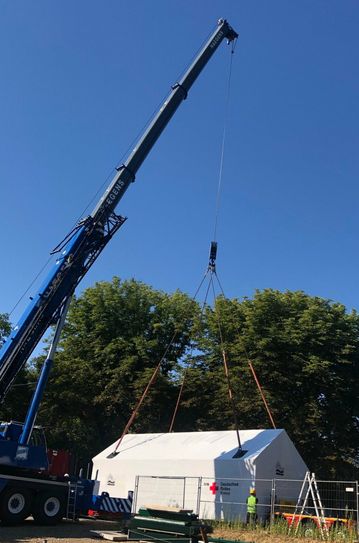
66 482 78 520
289 472 329 540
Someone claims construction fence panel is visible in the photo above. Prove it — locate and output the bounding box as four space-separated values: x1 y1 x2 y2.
133 476 359 526
199 476 273 522
316 480 358 521
274 478 358 520
132 475 200 514
273 478 306 513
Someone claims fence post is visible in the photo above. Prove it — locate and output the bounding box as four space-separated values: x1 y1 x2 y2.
183 477 186 509
196 477 202 516
133 475 139 514
356 480 359 538
270 479 276 527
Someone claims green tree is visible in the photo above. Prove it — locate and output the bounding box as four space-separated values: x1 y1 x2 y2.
36 277 199 464
0 313 35 422
15 284 359 479
0 312 10 346
179 290 359 478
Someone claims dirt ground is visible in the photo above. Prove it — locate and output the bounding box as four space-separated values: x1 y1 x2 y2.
0 518 322 543
0 518 118 543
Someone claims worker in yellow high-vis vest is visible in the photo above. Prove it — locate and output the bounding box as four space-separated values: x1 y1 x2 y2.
246 488 258 524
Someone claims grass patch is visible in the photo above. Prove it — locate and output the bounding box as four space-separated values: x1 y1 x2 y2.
209 517 359 542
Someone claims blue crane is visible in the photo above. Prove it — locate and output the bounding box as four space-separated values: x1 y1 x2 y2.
0 19 238 524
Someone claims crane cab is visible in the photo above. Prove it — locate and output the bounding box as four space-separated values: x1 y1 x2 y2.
0 421 49 473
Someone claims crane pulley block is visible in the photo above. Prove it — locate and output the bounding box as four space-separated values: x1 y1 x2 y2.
209 241 218 271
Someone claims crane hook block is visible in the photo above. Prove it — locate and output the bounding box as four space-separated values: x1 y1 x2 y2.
209 241 218 271
210 241 218 261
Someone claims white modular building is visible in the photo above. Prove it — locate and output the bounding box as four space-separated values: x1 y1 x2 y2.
92 429 308 520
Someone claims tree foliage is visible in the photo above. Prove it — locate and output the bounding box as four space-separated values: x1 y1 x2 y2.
0 312 35 423
1 283 358 479
36 277 199 463
180 290 359 478
0 312 10 346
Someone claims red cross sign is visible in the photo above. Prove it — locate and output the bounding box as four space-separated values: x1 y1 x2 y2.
209 482 219 495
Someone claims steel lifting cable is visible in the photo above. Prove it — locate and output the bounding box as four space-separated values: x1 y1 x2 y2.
108 329 178 457
168 270 215 433
198 40 244 448
169 42 237 434
210 38 276 432
168 366 187 433
169 262 230 434
108 40 239 453
109 257 215 452
169 36 276 434
109 247 218 451
7 258 51 318
213 38 236 243
171 264 242 449
209 274 242 450
109 273 212 455
213 277 277 430
210 285 277 430
209 278 276 443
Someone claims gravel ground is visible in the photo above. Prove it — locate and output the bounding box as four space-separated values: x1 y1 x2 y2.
0 518 321 543
0 517 121 543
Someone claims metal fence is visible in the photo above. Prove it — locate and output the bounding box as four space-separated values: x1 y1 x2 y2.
133 475 359 535
274 478 358 519
133 476 201 514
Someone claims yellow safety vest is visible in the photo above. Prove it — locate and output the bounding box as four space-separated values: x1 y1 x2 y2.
247 495 257 514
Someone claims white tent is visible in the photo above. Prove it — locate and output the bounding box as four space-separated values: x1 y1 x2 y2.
92 429 308 520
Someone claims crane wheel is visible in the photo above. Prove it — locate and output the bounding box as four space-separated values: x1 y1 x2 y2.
32 490 65 525
0 486 32 524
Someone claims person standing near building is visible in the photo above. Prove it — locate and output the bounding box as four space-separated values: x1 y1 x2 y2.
246 488 258 524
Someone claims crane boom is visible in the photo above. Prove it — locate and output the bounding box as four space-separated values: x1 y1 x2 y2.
0 18 238 404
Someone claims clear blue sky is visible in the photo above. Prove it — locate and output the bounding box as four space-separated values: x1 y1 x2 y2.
1 0 358 328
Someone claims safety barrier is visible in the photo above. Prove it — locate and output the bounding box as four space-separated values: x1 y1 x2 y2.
133 475 200 513
133 475 359 536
